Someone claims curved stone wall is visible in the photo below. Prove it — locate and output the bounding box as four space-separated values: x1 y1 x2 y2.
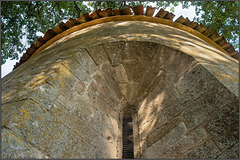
1 21 238 159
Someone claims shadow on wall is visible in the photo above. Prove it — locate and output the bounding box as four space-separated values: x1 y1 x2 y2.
1 21 239 159
1 44 121 158
135 50 238 158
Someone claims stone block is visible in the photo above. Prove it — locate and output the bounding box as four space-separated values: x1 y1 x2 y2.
138 99 154 127
146 117 184 147
95 96 118 120
30 83 60 111
182 85 237 130
153 44 173 68
165 70 181 85
142 122 187 158
184 140 221 159
45 63 79 99
91 109 118 139
201 62 239 97
73 95 96 123
148 111 169 134
58 57 92 85
145 70 167 95
139 84 180 122
71 132 84 158
138 99 160 124
119 82 139 104
177 64 208 94
3 67 64 111
95 71 121 106
1 128 48 159
217 143 239 159
74 80 86 95
161 49 183 72
96 133 117 158
162 98 184 119
122 60 141 82
125 41 158 61
132 114 141 158
182 71 220 100
163 85 178 102
86 44 109 65
164 52 197 85
138 87 181 132
53 92 96 128
56 94 73 110
2 101 25 127
1 86 27 105
142 81 170 109
71 117 102 147
172 52 197 79
2 67 50 104
113 64 129 83
138 44 171 90
2 99 76 158
74 48 98 74
206 99 239 151
122 41 139 60
72 135 97 158
89 75 119 110
56 91 115 140
49 101 72 127
140 42 160 61
100 63 122 99
160 127 208 158
137 95 169 133
102 41 125 66
138 111 168 141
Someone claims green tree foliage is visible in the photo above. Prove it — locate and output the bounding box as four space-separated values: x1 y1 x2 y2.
182 1 239 48
1 1 90 64
1 1 239 65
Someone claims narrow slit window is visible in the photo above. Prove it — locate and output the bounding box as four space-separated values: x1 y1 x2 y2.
122 117 134 159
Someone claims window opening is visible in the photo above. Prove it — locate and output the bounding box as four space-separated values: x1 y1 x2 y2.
122 116 134 159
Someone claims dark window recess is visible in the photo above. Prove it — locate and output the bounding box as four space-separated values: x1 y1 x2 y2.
122 117 134 159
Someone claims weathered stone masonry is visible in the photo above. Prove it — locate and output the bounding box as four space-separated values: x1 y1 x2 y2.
1 8 239 159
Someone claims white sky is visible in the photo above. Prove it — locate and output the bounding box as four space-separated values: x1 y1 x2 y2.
1 3 197 78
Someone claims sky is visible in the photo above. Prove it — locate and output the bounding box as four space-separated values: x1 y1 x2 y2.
1 3 197 78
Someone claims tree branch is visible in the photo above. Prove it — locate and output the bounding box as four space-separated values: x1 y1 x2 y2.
217 1 224 10
35 1 42 21
51 2 58 13
57 2 60 12
27 1 33 18
73 1 82 17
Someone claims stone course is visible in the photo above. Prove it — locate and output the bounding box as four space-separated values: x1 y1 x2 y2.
184 140 221 159
1 21 238 159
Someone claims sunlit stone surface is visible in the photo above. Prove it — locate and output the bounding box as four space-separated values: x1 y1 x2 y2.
2 21 238 159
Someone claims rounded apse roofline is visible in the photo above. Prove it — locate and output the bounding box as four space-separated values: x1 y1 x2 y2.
13 5 239 70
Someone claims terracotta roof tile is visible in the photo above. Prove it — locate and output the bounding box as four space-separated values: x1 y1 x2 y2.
111 9 121 16
145 6 156 17
13 5 239 70
155 8 168 18
119 7 132 15
89 10 100 20
106 8 113 16
194 23 207 33
175 15 186 24
132 5 144 15
165 12 175 20
202 28 210 36
186 21 198 28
